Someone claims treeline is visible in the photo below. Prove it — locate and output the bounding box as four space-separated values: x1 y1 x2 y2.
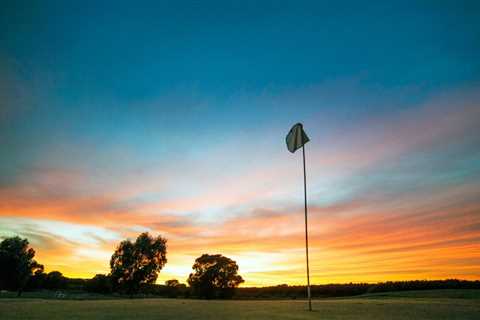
26 271 69 291
22 274 191 298
235 280 480 299
21 277 480 299
2 235 479 299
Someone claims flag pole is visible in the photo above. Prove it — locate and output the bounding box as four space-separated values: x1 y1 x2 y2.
302 144 312 311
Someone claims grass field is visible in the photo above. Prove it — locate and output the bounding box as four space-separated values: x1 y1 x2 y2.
0 290 479 319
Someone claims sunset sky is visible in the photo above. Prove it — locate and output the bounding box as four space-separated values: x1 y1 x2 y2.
1 1 479 286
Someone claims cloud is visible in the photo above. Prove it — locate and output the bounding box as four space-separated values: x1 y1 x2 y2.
0 85 479 284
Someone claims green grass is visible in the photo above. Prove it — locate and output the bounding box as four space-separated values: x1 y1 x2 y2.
0 290 479 319
0 290 115 300
359 289 480 300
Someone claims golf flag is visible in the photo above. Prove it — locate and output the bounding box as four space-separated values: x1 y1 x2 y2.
286 122 312 311
286 123 310 153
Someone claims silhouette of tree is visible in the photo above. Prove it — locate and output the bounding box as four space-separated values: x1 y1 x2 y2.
0 236 43 296
188 254 244 299
165 279 184 298
85 274 113 294
110 232 167 295
44 271 67 290
26 268 47 290
165 279 181 287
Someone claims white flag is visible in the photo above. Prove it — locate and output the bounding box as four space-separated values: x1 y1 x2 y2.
286 123 310 153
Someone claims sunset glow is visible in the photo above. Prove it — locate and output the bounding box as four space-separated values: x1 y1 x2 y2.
1 1 479 287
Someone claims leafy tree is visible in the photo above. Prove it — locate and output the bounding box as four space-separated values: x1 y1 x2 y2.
110 232 167 295
165 279 181 287
0 236 43 296
165 279 186 298
188 254 244 299
85 274 113 294
26 269 48 290
44 271 67 290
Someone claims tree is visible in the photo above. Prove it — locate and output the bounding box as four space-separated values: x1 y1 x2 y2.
188 254 244 299
0 236 43 296
110 232 167 295
26 268 47 290
165 279 181 287
44 271 67 290
85 274 113 294
165 279 182 298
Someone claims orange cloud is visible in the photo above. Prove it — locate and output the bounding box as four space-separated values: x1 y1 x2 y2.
1 87 479 286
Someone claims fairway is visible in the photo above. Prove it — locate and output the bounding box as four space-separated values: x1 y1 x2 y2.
1 291 479 320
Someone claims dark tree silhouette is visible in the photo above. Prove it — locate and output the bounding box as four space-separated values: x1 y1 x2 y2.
188 254 244 299
165 279 184 298
44 271 67 290
110 232 167 295
165 279 181 287
85 274 113 294
26 268 48 290
0 236 43 296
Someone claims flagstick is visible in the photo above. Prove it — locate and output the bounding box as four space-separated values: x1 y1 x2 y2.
302 144 312 311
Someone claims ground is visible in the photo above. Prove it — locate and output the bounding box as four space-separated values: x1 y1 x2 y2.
0 290 478 319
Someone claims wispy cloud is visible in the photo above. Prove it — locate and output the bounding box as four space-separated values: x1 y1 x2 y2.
0 86 479 285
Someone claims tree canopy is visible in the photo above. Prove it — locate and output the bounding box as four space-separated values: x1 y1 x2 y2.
188 254 244 299
110 232 167 295
165 279 181 287
0 236 43 295
44 271 67 290
85 274 113 294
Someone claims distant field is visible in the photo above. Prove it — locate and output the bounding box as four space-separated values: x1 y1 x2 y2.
1 290 479 320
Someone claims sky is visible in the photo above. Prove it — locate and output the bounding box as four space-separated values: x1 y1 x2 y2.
1 1 479 286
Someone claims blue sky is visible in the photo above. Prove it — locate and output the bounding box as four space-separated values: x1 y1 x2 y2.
1 1 479 285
